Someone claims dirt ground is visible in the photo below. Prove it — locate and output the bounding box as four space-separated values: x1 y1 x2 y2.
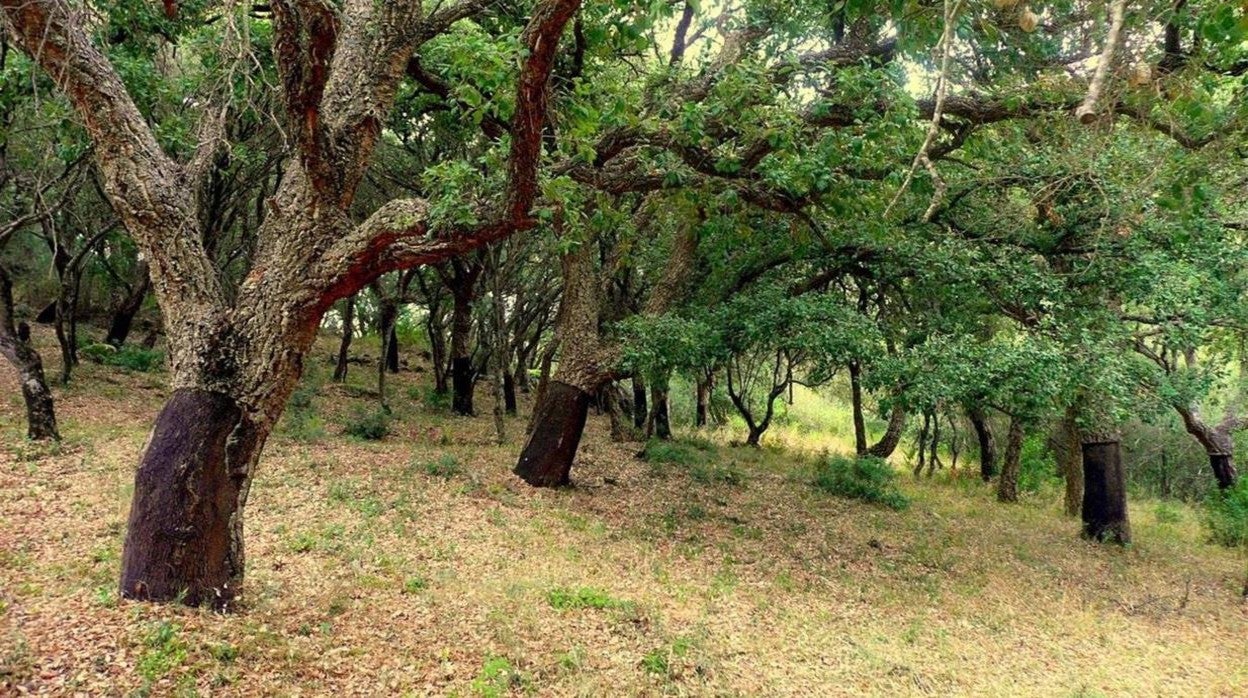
2 329 1247 696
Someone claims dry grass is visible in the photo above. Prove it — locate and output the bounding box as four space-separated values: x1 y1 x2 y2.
2 329 1247 696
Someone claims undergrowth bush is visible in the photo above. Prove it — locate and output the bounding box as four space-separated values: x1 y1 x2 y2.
1205 480 1248 547
813 454 909 510
81 343 164 372
281 385 325 441
344 407 391 440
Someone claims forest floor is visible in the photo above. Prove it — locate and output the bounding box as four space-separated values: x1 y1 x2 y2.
2 329 1247 697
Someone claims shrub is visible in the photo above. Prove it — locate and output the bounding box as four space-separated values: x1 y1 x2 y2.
82 343 164 372
417 453 463 478
281 385 325 442
813 454 909 510
1205 480 1248 547
344 407 391 440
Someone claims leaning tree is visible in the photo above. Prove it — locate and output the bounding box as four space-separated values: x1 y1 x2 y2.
0 0 579 607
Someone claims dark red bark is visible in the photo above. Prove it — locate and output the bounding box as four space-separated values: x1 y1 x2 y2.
969 407 997 482
119 388 264 607
631 376 647 429
503 370 517 415
1081 439 1131 545
513 380 590 487
451 357 475 416
1210 454 1238 490
106 261 150 347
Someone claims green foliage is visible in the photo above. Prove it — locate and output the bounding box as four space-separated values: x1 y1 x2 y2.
416 453 463 478
343 408 391 441
813 454 909 511
1205 480 1248 548
640 438 713 467
546 586 632 611
1017 434 1058 495
136 621 187 683
402 576 429 594
281 385 325 442
468 656 528 698
82 343 164 372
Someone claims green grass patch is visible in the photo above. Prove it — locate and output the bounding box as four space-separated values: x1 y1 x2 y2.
546 586 632 611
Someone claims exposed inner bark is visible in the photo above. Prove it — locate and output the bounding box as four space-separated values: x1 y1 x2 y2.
513 380 590 487
1210 454 1237 491
1081 439 1131 545
503 371 517 414
649 384 672 440
119 388 266 608
631 375 647 429
451 357 475 416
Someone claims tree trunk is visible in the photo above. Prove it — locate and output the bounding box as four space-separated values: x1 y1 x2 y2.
998 417 1024 503
631 375 648 430
377 300 397 408
1081 437 1131 545
1052 411 1083 516
106 260 150 347
333 295 355 382
516 236 607 484
695 372 710 428
119 388 268 608
866 403 906 458
0 267 60 441
385 323 400 373
514 349 532 392
850 361 868 455
503 370 517 415
1210 453 1238 491
450 292 474 415
969 406 996 482
649 383 671 439
514 381 590 486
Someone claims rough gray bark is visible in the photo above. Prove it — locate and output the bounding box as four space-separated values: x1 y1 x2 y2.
997 416 1024 503
0 266 59 441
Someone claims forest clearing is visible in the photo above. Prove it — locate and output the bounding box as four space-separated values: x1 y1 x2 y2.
3 331 1246 696
2 0 1248 696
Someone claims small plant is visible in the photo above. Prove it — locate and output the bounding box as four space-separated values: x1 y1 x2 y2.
421 386 451 412
640 636 693 677
546 586 631 611
282 385 325 441
136 621 187 683
417 453 463 478
1205 480 1248 547
402 576 428 594
812 454 909 511
344 407 391 440
469 656 524 698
